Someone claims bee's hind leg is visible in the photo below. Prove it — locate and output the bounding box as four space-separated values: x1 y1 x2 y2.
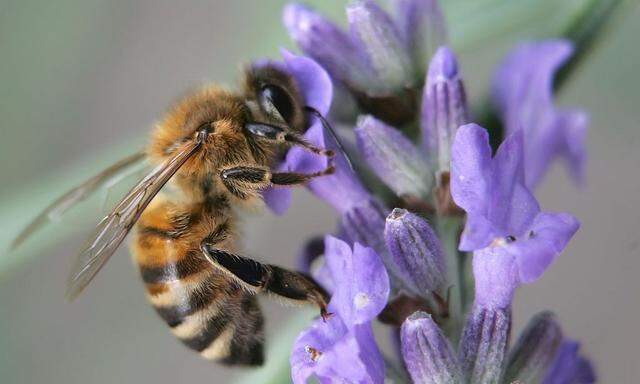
200 243 330 319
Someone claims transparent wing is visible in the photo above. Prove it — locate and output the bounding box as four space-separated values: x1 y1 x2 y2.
66 137 205 300
11 152 147 250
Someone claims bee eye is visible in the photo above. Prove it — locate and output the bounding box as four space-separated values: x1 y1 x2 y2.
259 84 294 124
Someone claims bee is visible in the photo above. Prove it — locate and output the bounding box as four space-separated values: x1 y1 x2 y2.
12 64 337 366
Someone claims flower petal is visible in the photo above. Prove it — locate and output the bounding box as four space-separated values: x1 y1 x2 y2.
450 124 492 216
324 236 390 325
472 246 520 308
401 311 463 384
290 316 351 383
281 49 333 115
492 39 587 188
488 130 540 234
355 115 432 198
543 340 596 384
260 51 333 215
507 212 580 283
558 108 589 186
341 197 388 255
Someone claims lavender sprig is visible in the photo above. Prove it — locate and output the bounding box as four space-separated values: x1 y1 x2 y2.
247 0 610 382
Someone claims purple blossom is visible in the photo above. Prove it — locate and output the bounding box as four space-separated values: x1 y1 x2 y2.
277 1 597 382
284 0 446 100
493 39 588 188
290 236 389 384
451 124 580 306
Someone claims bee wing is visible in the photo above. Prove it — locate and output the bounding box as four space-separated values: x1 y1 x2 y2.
66 138 204 300
11 152 148 250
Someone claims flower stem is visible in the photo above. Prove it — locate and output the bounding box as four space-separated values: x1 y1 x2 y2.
437 216 466 342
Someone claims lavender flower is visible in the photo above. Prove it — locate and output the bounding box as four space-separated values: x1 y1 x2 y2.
493 39 589 188
268 1 602 382
284 0 447 125
451 124 579 382
450 124 580 296
290 236 389 383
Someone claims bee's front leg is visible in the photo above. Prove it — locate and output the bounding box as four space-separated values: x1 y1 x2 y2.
219 164 335 199
200 243 330 319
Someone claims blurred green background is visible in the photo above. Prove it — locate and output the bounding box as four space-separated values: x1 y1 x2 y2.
1 0 639 382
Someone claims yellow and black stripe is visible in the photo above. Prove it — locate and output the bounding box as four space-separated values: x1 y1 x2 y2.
132 197 264 365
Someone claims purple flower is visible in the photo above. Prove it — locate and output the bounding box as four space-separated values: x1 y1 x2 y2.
285 0 436 97
290 236 389 383
451 124 580 306
543 340 597 384
493 39 588 188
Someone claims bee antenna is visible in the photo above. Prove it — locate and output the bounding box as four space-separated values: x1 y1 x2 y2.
304 106 355 172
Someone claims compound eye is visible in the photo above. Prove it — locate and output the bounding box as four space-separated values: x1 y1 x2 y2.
259 84 294 124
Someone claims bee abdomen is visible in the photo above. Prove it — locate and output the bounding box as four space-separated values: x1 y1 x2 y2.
144 269 264 365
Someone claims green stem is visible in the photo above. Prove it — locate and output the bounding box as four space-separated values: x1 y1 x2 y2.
437 216 466 342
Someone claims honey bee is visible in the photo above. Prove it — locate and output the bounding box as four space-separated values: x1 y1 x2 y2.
12 64 337 366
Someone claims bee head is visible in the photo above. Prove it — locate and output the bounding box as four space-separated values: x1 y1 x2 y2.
243 64 306 133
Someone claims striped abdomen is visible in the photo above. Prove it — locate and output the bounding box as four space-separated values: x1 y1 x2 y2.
131 197 264 366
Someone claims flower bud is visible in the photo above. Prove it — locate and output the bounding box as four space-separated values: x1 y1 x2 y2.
341 198 388 257
283 3 375 91
401 311 462 384
384 208 445 296
347 0 414 94
393 0 447 79
355 116 432 199
421 46 469 172
504 312 563 383
458 305 511 383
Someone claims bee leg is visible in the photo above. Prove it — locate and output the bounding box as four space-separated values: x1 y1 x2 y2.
246 123 334 158
200 243 330 318
220 165 335 198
